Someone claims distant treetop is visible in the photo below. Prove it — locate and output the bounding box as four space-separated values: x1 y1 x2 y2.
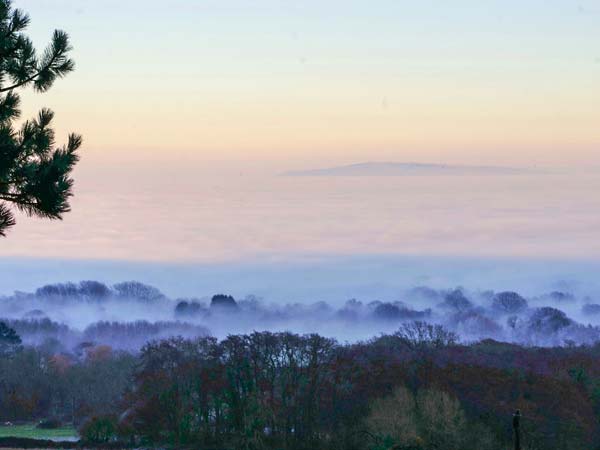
210 294 238 310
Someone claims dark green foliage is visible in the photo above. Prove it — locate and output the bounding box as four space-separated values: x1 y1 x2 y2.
0 0 80 236
0 320 21 355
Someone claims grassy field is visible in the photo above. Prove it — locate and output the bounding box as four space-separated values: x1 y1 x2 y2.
0 424 78 441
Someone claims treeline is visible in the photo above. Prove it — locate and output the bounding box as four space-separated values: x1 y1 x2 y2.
2 322 600 449
5 318 209 351
5 280 600 348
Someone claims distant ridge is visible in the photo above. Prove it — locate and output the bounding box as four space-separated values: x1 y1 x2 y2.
284 162 536 176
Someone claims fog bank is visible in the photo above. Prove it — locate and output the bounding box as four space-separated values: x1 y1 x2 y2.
2 270 600 351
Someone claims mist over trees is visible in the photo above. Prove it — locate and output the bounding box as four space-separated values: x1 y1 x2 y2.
0 0 81 236
2 280 600 448
2 279 600 352
2 282 600 448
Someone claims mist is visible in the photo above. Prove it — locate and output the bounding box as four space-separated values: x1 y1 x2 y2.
3 256 600 351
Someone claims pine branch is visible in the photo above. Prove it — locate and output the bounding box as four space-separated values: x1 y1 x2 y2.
0 30 74 93
0 202 15 236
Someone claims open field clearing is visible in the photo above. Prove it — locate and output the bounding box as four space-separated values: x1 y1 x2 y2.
0 424 77 441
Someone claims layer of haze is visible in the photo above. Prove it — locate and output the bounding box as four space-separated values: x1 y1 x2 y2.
1 164 600 263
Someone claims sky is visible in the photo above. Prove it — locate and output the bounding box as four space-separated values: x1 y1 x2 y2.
14 0 600 169
1 0 600 287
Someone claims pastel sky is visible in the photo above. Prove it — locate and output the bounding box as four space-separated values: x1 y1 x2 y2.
2 0 600 267
15 0 600 169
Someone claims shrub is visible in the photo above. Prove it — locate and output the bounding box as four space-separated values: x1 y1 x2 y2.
366 386 419 447
79 415 117 443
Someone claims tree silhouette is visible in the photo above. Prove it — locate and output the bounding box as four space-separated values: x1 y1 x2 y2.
0 0 81 236
0 321 21 355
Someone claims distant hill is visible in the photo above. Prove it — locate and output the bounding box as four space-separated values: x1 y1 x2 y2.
284 162 535 176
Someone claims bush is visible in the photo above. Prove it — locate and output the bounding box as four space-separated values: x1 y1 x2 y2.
79 415 117 443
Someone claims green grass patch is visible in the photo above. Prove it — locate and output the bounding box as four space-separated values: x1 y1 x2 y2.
0 424 78 440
